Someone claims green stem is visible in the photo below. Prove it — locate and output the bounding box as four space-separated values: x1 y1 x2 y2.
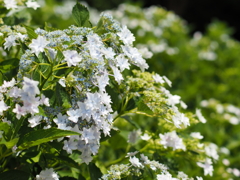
39 66 53 91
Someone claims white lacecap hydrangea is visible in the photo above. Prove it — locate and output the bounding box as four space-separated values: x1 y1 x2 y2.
197 158 214 176
159 131 186 151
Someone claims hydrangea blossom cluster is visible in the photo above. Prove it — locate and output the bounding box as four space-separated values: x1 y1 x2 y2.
3 0 40 10
0 77 49 125
101 152 202 180
201 98 240 125
0 12 151 164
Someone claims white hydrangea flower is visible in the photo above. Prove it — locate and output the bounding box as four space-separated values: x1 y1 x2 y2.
190 132 203 139
152 74 165 84
80 150 93 164
36 168 59 180
28 115 42 128
157 173 178 180
26 0 40 10
4 35 17 50
111 65 123 84
121 45 148 71
12 104 27 119
220 147 230 155
198 51 217 61
205 143 219 160
116 54 130 72
58 77 66 87
29 36 49 56
167 94 181 106
67 108 80 123
197 158 214 176
162 76 172 87
53 113 71 130
128 129 141 144
63 139 77 154
4 0 17 9
117 25 135 45
63 50 82 67
141 133 151 141
222 159 230 166
22 77 40 95
172 111 190 128
2 118 11 125
126 151 139 157
0 100 9 115
96 71 109 92
196 109 207 123
159 131 186 151
180 101 188 109
16 32 27 41
177 171 188 179
85 92 102 110
138 47 153 59
129 156 143 168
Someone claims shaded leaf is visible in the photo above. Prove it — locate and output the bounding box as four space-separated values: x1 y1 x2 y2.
100 129 120 142
18 128 80 150
0 170 30 180
89 163 102 180
56 155 80 169
108 133 128 149
56 83 72 109
0 58 19 73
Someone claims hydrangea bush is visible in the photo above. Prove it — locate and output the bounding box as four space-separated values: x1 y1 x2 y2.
0 1 229 180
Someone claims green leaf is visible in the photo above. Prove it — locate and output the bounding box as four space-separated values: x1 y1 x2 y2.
0 122 10 135
0 7 8 15
0 170 30 180
189 150 200 155
44 22 58 31
0 58 19 73
100 129 120 142
89 163 102 180
108 133 128 150
22 24 38 39
56 83 72 109
0 58 19 84
121 116 140 129
0 138 19 149
55 155 80 169
17 128 80 150
136 99 154 115
72 3 91 27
